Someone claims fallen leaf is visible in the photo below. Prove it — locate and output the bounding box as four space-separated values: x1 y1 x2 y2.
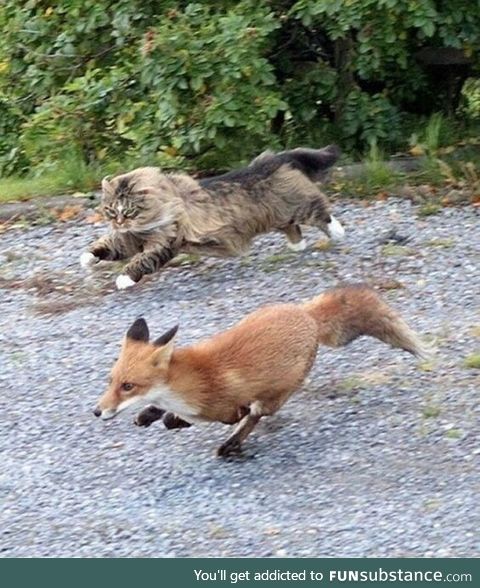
85 211 103 224
313 240 331 251
55 204 83 222
264 528 281 536
101 442 125 450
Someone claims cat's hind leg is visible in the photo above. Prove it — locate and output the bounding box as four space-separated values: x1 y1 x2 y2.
301 197 345 242
283 223 307 252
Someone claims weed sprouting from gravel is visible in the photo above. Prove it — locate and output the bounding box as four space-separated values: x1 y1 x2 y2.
463 353 480 369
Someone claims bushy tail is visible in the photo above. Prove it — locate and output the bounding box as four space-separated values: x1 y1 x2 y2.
251 145 340 181
302 284 430 359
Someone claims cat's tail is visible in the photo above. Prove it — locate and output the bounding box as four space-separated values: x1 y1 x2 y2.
302 284 431 359
251 145 340 182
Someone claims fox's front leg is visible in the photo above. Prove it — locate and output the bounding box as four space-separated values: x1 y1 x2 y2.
163 413 192 430
134 407 191 430
134 405 165 427
117 243 178 290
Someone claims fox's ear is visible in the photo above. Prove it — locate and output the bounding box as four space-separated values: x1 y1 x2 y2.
154 324 179 347
151 325 178 368
126 317 149 343
151 342 175 368
101 175 113 195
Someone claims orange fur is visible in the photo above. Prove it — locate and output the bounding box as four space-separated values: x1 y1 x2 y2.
94 284 428 455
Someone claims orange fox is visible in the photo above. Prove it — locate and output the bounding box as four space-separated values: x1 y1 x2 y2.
93 284 429 456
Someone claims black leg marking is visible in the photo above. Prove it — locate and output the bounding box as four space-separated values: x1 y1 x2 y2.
163 413 192 430
134 406 165 427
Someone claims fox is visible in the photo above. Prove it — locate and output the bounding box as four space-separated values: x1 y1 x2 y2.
93 284 429 457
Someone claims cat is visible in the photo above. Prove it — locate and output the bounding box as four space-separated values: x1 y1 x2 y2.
80 145 345 289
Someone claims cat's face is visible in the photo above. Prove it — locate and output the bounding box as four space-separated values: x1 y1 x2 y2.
101 168 172 232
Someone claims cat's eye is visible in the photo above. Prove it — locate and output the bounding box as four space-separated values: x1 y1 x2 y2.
103 206 116 219
121 382 134 392
123 207 137 218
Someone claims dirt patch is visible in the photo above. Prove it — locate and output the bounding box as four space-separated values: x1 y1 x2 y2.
0 270 113 315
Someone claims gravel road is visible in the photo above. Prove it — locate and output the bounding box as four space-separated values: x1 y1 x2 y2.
0 198 479 557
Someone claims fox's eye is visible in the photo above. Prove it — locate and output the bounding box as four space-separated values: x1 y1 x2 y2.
121 382 134 392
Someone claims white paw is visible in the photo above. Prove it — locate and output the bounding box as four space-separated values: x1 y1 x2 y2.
327 216 345 242
116 274 136 290
80 251 99 269
287 238 307 252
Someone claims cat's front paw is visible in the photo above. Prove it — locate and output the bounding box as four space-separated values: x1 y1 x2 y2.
116 274 136 290
80 251 99 269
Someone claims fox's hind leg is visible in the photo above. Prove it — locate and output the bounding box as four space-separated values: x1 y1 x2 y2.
217 400 275 457
283 223 307 252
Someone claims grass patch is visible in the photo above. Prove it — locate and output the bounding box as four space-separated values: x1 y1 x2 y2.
381 244 415 256
423 238 455 248
0 150 172 204
167 253 201 268
261 252 295 272
418 360 437 372
422 404 441 418
0 173 83 202
444 428 462 440
336 370 392 395
469 326 480 338
313 239 332 251
417 202 441 217
374 278 404 291
463 353 480 369
424 113 444 155
362 142 403 191
0 156 102 203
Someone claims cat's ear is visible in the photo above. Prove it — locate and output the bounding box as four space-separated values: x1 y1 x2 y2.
101 175 114 195
126 317 149 343
135 186 156 196
151 325 178 368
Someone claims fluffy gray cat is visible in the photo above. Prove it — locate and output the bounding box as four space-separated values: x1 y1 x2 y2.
80 145 344 289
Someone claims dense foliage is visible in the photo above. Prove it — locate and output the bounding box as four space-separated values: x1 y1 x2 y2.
1 0 479 175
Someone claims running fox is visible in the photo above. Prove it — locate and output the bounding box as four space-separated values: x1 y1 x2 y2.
93 284 428 456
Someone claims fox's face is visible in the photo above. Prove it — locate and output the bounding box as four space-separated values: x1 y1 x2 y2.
94 318 178 420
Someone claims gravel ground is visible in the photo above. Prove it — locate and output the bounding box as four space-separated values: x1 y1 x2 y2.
0 198 479 557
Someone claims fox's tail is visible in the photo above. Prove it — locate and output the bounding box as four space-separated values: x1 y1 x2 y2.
303 284 430 358
251 145 340 182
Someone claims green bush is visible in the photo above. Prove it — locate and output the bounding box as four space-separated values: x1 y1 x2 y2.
462 78 480 120
0 1 479 176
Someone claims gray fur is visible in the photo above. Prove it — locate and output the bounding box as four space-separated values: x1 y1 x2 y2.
86 145 342 284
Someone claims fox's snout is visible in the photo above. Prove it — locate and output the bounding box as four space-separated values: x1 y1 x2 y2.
93 404 119 420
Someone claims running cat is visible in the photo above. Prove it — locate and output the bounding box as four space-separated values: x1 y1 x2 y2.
80 145 344 289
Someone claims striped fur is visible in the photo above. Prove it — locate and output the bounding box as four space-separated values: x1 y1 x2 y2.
82 145 342 285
